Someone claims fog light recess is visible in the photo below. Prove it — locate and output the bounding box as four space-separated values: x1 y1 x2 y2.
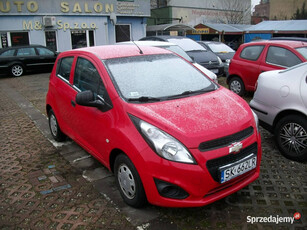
154 178 189 199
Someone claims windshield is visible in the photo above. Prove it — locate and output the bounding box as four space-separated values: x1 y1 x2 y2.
296 47 307 59
162 45 193 62
207 43 235 53
105 54 215 101
167 38 206 52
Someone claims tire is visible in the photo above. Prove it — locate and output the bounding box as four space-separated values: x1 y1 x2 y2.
114 154 147 208
229 77 245 96
11 64 24 77
48 109 66 142
274 115 307 162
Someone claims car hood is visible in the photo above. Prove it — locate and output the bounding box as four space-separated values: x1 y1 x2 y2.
186 50 218 64
127 87 254 148
215 52 235 61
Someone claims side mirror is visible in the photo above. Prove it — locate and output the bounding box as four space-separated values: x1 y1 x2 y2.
76 90 105 109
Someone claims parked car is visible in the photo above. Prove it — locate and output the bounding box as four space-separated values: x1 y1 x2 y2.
197 41 235 76
46 45 261 208
250 63 307 162
139 36 224 76
227 39 307 95
0 45 57 77
118 40 218 83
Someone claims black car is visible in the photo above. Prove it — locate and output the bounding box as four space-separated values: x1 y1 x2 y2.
139 36 224 76
0 45 57 77
197 41 235 76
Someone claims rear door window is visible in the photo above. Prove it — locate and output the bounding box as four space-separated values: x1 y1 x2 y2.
56 57 74 81
240 45 264 61
16 48 36 56
266 46 302 67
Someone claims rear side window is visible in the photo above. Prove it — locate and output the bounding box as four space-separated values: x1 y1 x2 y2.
0 49 15 56
36 47 54 56
16 48 36 56
56 57 74 81
240 45 264 61
266 46 302 67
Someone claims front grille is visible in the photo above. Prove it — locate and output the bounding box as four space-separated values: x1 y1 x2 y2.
199 127 254 152
206 142 258 182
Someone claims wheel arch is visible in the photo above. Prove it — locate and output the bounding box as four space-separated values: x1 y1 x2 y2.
109 148 126 173
273 109 307 130
227 74 242 84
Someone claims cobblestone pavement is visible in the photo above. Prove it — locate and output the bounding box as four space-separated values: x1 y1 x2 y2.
0 73 306 230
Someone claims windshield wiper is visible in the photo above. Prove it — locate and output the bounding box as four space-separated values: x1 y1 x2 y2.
128 96 161 102
167 88 215 99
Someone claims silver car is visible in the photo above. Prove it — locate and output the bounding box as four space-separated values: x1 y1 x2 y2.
250 63 307 161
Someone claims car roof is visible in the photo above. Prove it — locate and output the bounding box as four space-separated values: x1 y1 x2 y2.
118 40 177 47
63 45 172 60
245 39 307 48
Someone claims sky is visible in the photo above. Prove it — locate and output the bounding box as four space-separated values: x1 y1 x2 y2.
252 0 261 7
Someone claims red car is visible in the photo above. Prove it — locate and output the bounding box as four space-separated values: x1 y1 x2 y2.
227 39 307 95
46 45 262 208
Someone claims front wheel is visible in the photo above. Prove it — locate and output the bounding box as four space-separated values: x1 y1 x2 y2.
274 115 307 162
229 77 245 96
11 64 24 77
114 154 147 208
48 109 66 142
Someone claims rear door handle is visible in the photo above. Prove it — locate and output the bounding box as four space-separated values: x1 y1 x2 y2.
71 100 76 107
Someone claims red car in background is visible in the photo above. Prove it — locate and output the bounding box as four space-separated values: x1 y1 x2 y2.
227 38 307 96
46 45 261 208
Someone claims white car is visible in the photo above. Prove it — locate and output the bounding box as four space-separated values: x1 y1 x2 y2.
250 63 307 161
118 41 218 83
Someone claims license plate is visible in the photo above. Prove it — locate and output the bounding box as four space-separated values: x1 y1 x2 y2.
219 154 257 183
211 69 218 74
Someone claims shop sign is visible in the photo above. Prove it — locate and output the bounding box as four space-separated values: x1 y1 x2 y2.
192 28 210 34
23 20 98 32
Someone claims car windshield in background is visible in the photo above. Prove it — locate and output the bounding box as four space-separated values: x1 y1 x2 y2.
105 54 215 101
296 47 307 59
208 43 235 53
162 45 194 62
167 38 206 52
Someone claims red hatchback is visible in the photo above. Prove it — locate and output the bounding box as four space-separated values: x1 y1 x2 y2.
228 39 307 95
46 45 262 208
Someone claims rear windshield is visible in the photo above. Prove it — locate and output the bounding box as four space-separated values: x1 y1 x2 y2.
105 54 216 101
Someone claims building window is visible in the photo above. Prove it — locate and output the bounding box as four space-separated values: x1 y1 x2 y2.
115 25 131 42
10 32 29 46
71 30 95 49
45 31 57 52
1 33 8 48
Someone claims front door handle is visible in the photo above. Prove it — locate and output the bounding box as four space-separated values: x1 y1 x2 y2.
71 100 76 107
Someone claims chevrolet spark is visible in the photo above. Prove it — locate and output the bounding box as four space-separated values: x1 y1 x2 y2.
46 45 262 208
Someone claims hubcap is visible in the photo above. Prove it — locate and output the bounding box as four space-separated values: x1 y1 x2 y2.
230 80 241 94
50 114 58 137
12 65 23 77
279 122 307 155
117 164 136 199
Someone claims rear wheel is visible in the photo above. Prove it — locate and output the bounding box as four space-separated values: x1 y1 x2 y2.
229 77 245 96
48 109 66 142
274 115 307 162
114 154 147 208
11 64 24 77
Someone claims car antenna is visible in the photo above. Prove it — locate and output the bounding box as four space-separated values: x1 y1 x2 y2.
132 39 143 54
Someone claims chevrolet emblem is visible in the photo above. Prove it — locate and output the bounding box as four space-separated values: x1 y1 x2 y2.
229 142 243 154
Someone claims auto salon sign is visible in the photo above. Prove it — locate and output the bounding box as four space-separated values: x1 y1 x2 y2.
0 0 150 16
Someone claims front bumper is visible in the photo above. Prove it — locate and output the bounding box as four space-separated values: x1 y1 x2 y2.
138 131 262 207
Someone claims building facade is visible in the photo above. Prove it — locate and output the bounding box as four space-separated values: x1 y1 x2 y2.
0 0 150 51
149 0 252 26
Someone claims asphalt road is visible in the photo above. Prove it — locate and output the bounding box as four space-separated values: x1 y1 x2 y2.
0 72 306 230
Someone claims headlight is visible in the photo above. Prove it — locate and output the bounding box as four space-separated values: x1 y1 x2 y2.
252 110 259 132
217 56 223 65
130 116 196 164
225 59 230 66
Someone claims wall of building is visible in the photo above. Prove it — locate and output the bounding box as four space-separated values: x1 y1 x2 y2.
0 0 150 51
270 0 307 20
